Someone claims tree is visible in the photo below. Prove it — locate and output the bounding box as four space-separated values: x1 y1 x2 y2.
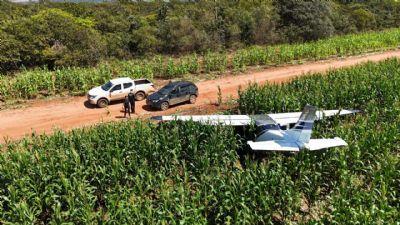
0 31 21 72
351 7 376 31
2 8 105 68
129 16 159 54
277 0 335 42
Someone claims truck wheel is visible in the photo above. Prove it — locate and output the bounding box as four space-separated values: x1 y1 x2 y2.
135 91 145 101
189 95 197 104
160 102 169 111
97 98 109 108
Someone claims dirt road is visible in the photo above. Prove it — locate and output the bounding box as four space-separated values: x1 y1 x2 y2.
1 50 400 142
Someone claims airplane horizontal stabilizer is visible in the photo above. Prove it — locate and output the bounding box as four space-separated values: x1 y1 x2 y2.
305 137 347 151
270 109 359 126
316 109 360 120
247 140 300 152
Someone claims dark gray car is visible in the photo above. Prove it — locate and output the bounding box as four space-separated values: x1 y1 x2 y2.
146 81 198 110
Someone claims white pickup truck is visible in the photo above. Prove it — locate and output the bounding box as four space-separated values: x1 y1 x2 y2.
87 77 156 108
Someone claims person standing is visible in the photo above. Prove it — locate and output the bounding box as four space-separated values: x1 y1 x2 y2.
123 96 131 118
128 89 136 114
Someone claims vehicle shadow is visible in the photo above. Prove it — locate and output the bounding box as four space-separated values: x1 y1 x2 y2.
141 101 191 112
83 99 124 109
83 100 97 109
141 104 158 112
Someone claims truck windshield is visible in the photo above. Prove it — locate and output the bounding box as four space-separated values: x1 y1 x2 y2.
101 81 113 91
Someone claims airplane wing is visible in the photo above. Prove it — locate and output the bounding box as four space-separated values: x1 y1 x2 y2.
268 109 359 126
248 138 347 152
151 115 253 126
304 137 348 151
247 140 300 152
151 109 358 127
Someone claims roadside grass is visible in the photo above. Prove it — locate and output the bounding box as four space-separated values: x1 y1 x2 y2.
1 28 399 103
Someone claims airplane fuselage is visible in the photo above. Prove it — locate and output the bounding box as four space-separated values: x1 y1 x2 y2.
255 129 308 149
256 130 286 142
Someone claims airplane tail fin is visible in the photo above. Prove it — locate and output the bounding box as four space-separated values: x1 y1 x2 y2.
289 105 317 143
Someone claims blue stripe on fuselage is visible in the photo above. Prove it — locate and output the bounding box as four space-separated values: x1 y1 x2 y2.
259 124 281 131
293 121 314 130
256 123 281 137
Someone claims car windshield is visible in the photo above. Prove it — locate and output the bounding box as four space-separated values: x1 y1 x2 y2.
101 81 113 91
158 84 175 95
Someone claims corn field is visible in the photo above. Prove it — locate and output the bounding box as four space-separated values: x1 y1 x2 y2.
236 58 400 223
0 59 399 224
237 58 400 113
1 28 400 101
232 28 400 71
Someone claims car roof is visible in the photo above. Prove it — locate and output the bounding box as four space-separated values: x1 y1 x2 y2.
134 78 150 81
110 77 133 84
168 81 196 87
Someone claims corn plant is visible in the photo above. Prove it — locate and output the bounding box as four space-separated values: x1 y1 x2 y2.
203 51 228 73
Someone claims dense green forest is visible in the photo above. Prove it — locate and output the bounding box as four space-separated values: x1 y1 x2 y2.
0 0 399 72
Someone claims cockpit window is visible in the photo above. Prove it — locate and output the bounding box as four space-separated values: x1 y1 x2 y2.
249 115 277 126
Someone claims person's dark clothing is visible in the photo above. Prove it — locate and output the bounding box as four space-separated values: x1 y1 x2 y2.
128 92 135 113
124 98 131 118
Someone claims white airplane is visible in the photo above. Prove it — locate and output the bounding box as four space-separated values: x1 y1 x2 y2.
151 105 359 152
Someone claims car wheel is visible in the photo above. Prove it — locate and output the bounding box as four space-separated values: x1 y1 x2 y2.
189 95 197 104
160 102 169 111
135 91 145 101
97 98 109 108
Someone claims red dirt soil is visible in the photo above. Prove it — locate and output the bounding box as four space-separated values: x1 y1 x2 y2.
1 50 400 142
